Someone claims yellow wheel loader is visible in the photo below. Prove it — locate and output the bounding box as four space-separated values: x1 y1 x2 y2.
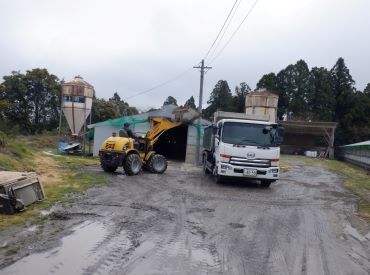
99 108 200 175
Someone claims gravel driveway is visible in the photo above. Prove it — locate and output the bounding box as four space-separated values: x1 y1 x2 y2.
1 158 369 275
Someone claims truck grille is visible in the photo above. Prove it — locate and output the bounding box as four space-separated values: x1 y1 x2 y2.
229 157 270 168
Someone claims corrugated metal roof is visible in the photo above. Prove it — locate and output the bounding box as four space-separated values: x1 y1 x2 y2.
62 75 94 89
344 140 370 147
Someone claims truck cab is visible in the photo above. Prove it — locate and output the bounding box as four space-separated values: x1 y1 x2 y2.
203 113 284 187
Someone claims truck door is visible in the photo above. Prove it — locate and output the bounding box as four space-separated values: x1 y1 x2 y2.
214 122 222 160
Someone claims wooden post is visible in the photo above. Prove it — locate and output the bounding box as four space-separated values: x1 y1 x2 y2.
329 127 335 160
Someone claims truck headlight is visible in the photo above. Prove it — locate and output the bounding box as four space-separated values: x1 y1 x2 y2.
221 164 232 170
271 159 279 166
220 154 231 163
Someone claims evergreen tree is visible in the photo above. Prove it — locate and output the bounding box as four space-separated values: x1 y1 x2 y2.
109 92 121 102
25 69 61 133
363 83 370 96
163 96 178 106
0 85 11 130
267 60 312 120
1 71 33 133
232 82 251 113
184 96 196 109
276 65 295 119
290 60 311 118
203 80 233 119
330 57 355 122
256 73 278 92
308 67 335 121
329 58 357 143
91 98 120 123
108 92 138 116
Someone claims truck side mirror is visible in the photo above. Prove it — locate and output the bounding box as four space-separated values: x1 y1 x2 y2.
212 126 218 135
263 126 272 134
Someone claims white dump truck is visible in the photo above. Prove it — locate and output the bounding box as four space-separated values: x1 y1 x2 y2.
202 111 284 187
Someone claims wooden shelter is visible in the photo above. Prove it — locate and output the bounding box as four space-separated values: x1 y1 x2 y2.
279 121 337 159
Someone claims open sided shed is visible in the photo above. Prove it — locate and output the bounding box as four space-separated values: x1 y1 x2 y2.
280 121 337 159
88 105 211 164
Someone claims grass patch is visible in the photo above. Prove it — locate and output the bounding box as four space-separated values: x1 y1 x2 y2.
280 158 292 172
0 136 107 229
5 246 20 257
286 155 370 218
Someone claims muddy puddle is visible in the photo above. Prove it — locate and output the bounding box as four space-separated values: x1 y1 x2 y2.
2 221 110 275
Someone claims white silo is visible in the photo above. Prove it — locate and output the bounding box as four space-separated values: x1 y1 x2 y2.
245 89 278 123
61 76 94 135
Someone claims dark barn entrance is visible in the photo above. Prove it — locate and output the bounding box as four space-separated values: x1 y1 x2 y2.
153 125 188 161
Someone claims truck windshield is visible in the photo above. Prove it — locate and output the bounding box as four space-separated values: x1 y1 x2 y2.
222 122 277 147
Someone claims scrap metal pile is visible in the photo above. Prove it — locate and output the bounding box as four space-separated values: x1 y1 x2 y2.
0 172 45 214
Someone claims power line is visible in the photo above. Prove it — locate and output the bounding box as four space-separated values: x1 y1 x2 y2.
207 0 244 61
123 67 193 101
123 0 257 102
203 0 239 60
209 0 259 64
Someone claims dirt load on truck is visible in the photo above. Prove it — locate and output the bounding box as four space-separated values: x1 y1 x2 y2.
202 111 284 187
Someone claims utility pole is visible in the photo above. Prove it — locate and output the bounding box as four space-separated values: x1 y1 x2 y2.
193 59 212 165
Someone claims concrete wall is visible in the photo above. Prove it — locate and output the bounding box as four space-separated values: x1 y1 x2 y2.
186 125 198 164
185 123 209 164
185 144 198 164
93 125 118 156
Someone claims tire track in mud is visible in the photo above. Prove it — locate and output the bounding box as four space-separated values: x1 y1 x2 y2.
81 199 179 275
120 193 221 274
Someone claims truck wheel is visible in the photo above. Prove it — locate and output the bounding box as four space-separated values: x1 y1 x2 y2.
124 154 142 175
147 154 167 174
212 166 223 183
261 180 272 188
100 161 118 172
215 175 223 184
203 155 211 174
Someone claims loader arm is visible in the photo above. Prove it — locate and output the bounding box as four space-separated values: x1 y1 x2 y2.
145 117 182 151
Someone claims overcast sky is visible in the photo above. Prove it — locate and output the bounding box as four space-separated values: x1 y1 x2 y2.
0 0 369 110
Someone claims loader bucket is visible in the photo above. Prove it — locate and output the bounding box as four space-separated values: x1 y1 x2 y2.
171 107 201 123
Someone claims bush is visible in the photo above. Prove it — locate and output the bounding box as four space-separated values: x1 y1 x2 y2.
0 131 7 147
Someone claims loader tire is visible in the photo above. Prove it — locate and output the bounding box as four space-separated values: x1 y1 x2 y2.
124 154 142 175
147 154 167 174
101 161 118 173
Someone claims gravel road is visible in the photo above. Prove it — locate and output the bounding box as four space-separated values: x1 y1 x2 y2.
1 158 369 275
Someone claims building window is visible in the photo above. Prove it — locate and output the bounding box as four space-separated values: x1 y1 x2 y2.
63 95 73 102
74 96 85 103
